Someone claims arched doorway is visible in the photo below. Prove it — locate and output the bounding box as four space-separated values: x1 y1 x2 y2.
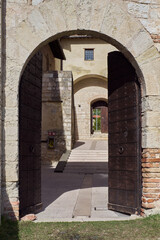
91 100 108 134
18 46 141 217
4 0 160 219
73 75 107 140
16 35 150 218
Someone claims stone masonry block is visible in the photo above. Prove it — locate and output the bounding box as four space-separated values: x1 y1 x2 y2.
4 163 18 182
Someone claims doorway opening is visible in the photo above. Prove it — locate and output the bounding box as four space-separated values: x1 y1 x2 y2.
19 32 141 220
91 100 108 135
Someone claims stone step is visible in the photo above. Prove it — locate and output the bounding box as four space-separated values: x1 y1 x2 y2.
68 161 107 163
69 153 108 155
70 155 108 158
70 157 108 158
70 151 108 153
70 153 108 156
68 160 108 162
70 158 108 159
70 154 108 156
70 152 108 154
64 169 108 173
64 168 108 171
64 164 108 167
63 144 108 174
64 166 108 170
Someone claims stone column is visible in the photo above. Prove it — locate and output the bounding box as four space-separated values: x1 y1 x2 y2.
41 71 73 165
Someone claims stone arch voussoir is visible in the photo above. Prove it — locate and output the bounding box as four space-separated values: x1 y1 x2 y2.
10 0 160 97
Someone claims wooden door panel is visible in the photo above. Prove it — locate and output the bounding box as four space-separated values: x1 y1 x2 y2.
108 51 141 215
109 157 137 171
109 119 138 133
109 171 137 190
109 95 137 110
109 143 138 157
109 85 135 101
109 130 138 144
109 107 138 122
109 189 137 208
19 52 42 217
101 106 108 133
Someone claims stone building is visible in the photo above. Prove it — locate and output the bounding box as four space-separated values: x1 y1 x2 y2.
1 0 160 221
61 36 114 140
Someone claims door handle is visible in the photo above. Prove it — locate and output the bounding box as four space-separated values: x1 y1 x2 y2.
119 146 124 154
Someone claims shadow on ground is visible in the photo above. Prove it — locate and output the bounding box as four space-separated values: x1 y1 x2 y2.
72 141 85 149
0 217 19 240
39 165 108 213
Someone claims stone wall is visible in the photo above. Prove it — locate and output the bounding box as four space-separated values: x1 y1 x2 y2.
2 0 160 218
41 71 74 165
141 95 160 215
124 0 160 50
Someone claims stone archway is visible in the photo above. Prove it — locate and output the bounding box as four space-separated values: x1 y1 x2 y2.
74 75 107 140
91 100 108 135
3 0 160 219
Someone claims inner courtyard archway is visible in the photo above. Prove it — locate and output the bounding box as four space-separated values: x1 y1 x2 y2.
73 75 108 140
91 100 108 135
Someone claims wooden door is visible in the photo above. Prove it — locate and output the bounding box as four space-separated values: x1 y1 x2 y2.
101 106 108 133
108 51 141 215
19 52 42 217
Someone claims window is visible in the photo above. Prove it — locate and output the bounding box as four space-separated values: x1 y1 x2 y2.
84 49 94 61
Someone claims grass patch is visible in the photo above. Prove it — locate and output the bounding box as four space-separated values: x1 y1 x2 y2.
0 215 160 240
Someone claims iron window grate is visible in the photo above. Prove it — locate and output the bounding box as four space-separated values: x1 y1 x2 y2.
84 49 94 61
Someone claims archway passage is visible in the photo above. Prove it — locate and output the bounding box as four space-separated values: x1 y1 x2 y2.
91 100 108 134
18 47 142 219
19 52 42 217
108 52 141 215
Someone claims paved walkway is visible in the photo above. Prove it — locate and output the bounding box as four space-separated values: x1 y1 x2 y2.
36 140 133 222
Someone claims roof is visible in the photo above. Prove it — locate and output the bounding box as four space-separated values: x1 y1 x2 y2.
49 40 66 60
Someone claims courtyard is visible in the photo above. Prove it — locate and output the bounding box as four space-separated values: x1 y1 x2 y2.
36 140 130 222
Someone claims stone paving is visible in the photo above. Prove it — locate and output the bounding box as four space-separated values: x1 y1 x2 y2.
36 140 133 222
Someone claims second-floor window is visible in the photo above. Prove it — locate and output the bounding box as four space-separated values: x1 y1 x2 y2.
84 49 94 61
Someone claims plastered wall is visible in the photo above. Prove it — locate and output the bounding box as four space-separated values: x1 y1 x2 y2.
61 38 116 80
